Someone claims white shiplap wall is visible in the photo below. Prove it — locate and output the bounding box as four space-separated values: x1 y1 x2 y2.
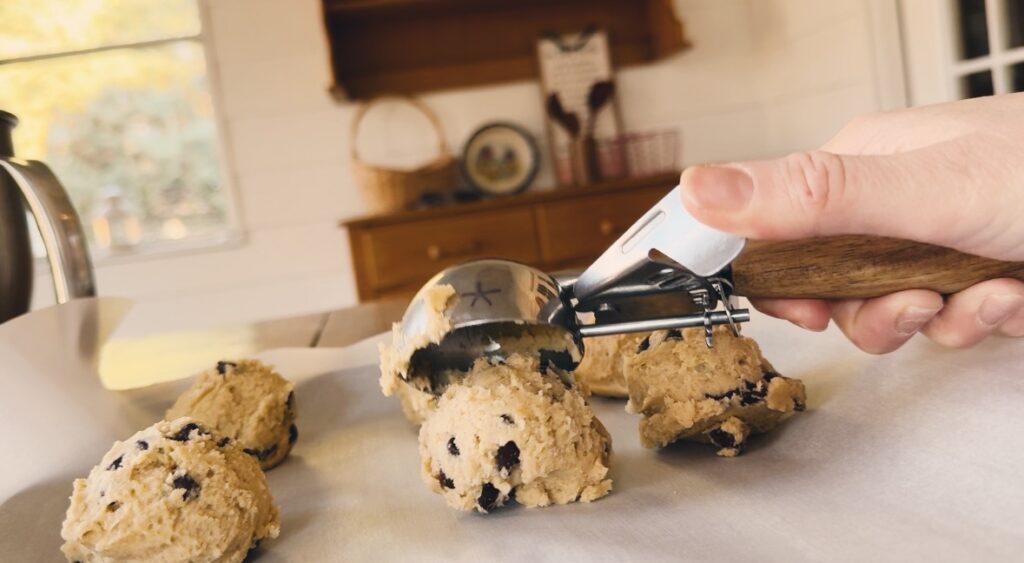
30 0 905 336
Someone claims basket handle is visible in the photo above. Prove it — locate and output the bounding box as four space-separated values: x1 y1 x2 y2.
349 96 450 161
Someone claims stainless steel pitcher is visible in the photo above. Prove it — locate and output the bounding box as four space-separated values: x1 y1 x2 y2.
0 110 95 323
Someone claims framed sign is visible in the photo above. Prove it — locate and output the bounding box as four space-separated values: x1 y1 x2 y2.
537 28 622 184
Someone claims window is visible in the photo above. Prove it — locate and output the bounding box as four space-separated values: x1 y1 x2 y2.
0 0 236 257
950 0 1024 98
901 0 1024 105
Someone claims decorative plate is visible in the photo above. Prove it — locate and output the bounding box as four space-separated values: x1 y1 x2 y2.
460 122 540 195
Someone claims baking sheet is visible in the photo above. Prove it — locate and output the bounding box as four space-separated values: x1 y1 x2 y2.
2 300 1024 562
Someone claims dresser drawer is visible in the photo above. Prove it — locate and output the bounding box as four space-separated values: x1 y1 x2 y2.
536 187 667 266
356 208 540 293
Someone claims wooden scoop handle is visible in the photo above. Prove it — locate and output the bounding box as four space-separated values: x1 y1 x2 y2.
731 235 1024 299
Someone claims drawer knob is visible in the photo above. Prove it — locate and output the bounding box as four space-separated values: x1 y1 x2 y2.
426 244 441 261
599 220 615 236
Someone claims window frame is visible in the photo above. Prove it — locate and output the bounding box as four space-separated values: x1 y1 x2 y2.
3 0 247 265
946 0 1024 95
901 0 1024 104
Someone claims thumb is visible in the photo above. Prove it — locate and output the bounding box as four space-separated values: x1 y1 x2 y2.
678 143 1018 257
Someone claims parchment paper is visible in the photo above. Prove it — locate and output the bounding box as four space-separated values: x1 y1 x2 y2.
2 300 1023 562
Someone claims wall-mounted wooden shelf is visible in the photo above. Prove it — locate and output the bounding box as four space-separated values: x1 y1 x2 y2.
321 0 690 100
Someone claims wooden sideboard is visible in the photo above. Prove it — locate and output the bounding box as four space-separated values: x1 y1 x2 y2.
341 172 677 301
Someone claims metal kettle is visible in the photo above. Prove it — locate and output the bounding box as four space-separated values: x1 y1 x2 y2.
0 110 95 323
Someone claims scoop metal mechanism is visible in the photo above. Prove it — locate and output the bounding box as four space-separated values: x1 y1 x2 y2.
573 184 750 347
398 185 752 394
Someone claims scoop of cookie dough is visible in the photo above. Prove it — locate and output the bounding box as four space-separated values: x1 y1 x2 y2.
61 418 280 563
574 333 648 398
167 359 297 469
624 327 806 455
419 355 612 513
380 284 583 424
379 284 457 406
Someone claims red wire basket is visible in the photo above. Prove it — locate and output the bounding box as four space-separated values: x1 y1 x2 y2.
555 129 680 185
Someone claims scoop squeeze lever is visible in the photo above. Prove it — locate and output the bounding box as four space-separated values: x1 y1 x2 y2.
573 185 746 303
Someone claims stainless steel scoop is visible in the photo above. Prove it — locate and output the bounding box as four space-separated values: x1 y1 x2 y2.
400 256 748 393
397 259 581 393
395 185 752 393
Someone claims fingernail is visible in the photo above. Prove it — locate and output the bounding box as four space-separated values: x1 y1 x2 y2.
791 319 826 332
895 306 941 335
682 166 754 212
978 294 1024 326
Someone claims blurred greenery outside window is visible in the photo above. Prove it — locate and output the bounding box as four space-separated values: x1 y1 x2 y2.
0 0 238 259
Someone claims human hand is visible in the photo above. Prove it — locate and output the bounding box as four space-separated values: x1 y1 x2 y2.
679 93 1024 353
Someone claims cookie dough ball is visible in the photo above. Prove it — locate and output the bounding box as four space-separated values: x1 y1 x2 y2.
61 418 280 563
624 327 806 455
574 333 648 398
167 359 297 469
419 355 612 513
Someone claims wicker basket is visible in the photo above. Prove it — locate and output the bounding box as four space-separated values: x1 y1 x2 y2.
350 96 457 214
